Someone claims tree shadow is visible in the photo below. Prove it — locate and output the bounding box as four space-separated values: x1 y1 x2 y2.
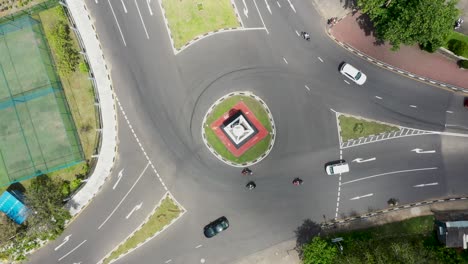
294 219 322 256
340 0 357 10
355 13 385 46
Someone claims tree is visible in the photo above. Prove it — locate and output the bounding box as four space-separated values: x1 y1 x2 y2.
357 0 459 51
24 175 70 238
302 236 338 264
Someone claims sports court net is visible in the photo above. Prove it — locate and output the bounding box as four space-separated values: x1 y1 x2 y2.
0 15 83 186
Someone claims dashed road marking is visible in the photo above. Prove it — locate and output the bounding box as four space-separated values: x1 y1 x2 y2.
317 57 323 62
409 105 417 108
276 1 281 7
343 80 350 84
283 57 288 64
305 85 310 91
375 96 382 99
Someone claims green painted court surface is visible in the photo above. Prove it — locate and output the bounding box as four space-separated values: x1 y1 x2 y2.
0 15 83 186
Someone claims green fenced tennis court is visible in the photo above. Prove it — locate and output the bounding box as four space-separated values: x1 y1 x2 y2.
0 15 83 186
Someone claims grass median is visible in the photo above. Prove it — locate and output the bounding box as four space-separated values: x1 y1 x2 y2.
204 95 272 164
162 0 240 49
338 115 399 142
103 196 182 264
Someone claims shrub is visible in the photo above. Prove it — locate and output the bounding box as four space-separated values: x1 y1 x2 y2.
458 60 468 69
69 178 82 192
79 61 89 73
448 39 468 56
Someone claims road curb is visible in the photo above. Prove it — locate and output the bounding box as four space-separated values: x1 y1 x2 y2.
157 0 249 55
322 196 468 228
326 14 468 94
97 192 187 264
63 1 118 217
201 91 276 167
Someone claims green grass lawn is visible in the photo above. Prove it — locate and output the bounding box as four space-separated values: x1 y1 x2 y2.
103 197 182 264
338 115 399 142
162 0 240 49
444 31 468 58
204 95 272 164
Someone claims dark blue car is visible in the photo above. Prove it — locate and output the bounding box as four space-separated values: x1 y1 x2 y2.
204 216 229 238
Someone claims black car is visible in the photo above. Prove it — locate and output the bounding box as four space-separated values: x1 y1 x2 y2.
203 216 229 238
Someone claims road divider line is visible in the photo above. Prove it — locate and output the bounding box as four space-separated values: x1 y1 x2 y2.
375 96 382 99
409 105 417 108
120 0 127 13
195 244 203 249
264 0 272 14
134 0 150 39
146 0 153 15
305 85 310 91
350 193 373 200
317 57 323 62
342 167 438 185
283 57 288 64
107 0 127 46
344 80 350 84
277 1 281 7
414 182 438 187
252 0 269 34
286 0 296 12
58 240 87 262
98 163 150 229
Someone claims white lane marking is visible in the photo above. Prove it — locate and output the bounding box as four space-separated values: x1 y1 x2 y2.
54 235 71 251
344 80 350 84
108 0 127 46
317 57 323 62
295 30 299 36
352 157 376 163
252 0 269 34
409 105 417 108
146 0 153 15
305 85 310 91
195 244 203 249
414 182 438 187
58 240 87 262
335 174 342 219
126 202 143 219
120 0 127 13
242 0 249 17
112 169 124 190
445 124 468 130
165 259 172 263
264 0 272 14
350 193 373 200
411 148 436 154
95 0 98 3
286 0 296 12
98 163 150 229
134 0 150 39
446 110 454 114
277 1 281 7
283 57 288 64
342 167 438 185
375 96 382 99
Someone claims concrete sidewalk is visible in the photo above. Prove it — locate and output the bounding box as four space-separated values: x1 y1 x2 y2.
330 12 468 90
64 0 118 216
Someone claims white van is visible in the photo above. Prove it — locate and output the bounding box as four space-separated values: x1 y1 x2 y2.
326 162 349 175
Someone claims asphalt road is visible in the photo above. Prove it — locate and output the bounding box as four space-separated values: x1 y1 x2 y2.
28 0 468 263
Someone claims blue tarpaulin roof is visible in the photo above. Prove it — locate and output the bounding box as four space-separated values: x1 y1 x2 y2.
0 191 29 224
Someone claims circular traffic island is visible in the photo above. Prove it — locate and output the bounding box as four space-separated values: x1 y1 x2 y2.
202 92 276 167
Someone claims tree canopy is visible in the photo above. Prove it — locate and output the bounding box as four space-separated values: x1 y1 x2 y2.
357 0 459 51
302 236 338 264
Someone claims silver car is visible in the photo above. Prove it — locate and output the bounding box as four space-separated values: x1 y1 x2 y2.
340 63 367 85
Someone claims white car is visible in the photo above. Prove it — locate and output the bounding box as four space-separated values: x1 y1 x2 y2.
340 63 367 85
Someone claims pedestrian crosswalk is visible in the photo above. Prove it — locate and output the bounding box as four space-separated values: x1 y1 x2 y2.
340 127 435 149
